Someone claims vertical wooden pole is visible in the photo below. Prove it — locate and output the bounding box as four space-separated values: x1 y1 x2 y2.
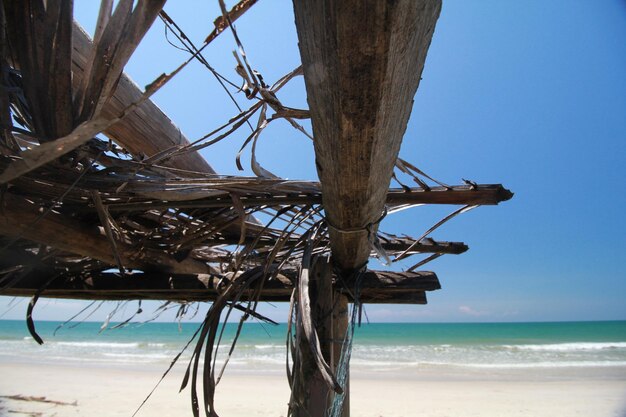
332 293 350 417
294 256 350 417
307 257 333 416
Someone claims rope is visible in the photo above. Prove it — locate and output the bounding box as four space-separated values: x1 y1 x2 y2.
325 208 391 265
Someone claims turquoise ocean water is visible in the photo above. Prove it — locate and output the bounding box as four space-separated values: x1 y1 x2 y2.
1 320 625 373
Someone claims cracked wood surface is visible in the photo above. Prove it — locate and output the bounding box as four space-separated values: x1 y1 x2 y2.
294 0 442 271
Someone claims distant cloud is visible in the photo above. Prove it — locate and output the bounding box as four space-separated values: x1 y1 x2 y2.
458 305 488 317
364 306 437 322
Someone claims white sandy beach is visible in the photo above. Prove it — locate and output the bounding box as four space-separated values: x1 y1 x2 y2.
1 361 625 417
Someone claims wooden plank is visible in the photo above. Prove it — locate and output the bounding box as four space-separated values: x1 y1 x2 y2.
293 0 442 271
0 193 210 275
0 266 437 304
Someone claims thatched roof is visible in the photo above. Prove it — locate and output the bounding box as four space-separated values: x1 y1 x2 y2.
0 1 511 416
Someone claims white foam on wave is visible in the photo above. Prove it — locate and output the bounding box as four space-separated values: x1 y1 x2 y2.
103 352 172 360
56 341 140 349
253 344 280 350
502 342 626 352
350 359 626 370
350 359 406 367
464 360 626 369
227 356 285 365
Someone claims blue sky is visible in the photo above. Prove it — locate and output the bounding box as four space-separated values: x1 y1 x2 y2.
1 1 625 323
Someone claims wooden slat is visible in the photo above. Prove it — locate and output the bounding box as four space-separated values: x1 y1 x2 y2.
295 0 442 271
0 267 437 304
0 193 210 275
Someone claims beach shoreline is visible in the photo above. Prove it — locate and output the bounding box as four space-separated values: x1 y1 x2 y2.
1 360 625 417
2 320 625 415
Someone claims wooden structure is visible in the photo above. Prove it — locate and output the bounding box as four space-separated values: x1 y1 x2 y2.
0 1 512 416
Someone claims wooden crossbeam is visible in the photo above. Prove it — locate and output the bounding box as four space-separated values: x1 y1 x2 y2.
0 193 210 275
105 184 513 212
0 193 467 281
0 267 438 304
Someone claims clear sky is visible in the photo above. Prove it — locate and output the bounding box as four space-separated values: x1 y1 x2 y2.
1 1 625 323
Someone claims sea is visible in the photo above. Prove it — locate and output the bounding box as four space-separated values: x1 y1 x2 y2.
1 320 625 377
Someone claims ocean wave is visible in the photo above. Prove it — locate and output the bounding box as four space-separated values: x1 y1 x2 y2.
501 342 626 352
102 352 172 360
145 342 166 348
349 359 626 370
350 359 407 367
56 341 140 348
253 344 281 350
463 360 626 369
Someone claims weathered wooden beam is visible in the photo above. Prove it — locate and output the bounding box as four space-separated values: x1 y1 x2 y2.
0 267 437 304
293 0 442 271
70 23 214 174
0 193 209 275
105 184 513 212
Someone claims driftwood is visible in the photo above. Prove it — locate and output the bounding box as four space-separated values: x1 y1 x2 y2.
0 395 77 407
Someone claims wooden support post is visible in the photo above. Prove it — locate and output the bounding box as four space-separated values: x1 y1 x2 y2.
332 293 350 417
306 258 334 417
293 257 350 417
